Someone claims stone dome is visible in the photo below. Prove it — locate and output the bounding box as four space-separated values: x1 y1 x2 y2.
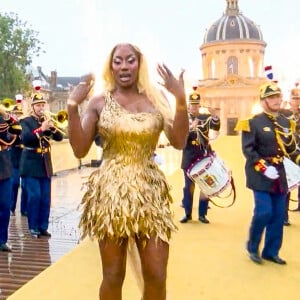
203 0 263 44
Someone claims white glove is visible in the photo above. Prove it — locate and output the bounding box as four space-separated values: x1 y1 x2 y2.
153 154 164 165
263 166 279 179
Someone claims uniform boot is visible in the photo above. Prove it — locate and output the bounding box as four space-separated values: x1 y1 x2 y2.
198 199 210 224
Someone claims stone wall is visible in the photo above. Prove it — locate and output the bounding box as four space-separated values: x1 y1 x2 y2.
51 139 101 174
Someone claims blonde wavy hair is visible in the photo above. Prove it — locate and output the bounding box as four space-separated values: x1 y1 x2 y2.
102 43 173 123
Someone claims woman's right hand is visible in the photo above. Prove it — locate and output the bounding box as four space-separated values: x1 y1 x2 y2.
68 73 95 106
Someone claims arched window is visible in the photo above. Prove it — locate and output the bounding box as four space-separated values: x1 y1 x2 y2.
227 56 238 75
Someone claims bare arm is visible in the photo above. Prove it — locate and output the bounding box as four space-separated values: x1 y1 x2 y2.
157 64 188 149
67 74 103 158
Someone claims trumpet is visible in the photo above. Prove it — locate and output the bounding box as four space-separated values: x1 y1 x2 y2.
40 110 68 135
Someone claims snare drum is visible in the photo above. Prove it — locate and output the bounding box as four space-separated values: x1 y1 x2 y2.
187 153 231 197
283 157 300 191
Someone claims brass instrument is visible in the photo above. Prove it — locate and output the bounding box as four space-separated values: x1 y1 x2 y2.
1 98 15 111
40 110 68 135
55 110 68 125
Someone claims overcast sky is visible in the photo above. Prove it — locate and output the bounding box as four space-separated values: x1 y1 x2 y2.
1 0 300 94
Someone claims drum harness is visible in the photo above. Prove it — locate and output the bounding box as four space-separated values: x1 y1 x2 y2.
191 119 236 208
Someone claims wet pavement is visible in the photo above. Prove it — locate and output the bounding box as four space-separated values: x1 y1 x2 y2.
0 146 181 300
0 167 93 300
3 139 300 300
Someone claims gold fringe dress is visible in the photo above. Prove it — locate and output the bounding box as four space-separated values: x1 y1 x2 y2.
79 92 177 243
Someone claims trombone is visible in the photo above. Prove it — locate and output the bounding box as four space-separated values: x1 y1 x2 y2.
40 110 68 135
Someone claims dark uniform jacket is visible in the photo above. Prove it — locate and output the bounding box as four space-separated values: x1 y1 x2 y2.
181 113 221 170
280 108 300 145
19 115 63 178
238 112 300 194
10 135 23 169
0 116 22 180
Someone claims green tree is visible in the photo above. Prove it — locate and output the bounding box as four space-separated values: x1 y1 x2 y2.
0 12 44 101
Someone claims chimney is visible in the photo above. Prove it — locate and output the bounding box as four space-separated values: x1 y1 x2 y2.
50 71 57 89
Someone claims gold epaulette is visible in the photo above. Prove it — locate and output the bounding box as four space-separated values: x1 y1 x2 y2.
290 119 296 132
234 119 250 132
11 124 22 130
11 124 22 131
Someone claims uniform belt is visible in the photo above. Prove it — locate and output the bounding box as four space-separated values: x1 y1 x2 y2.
264 156 284 164
14 144 24 149
24 147 50 154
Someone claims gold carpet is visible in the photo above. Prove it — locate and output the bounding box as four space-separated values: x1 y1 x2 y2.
8 136 300 300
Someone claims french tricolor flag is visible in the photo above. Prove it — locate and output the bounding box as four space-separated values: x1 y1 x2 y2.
264 65 273 80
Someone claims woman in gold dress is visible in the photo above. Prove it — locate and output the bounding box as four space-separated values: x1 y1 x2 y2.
67 43 188 300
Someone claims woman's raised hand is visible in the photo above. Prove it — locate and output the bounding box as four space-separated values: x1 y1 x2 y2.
156 63 185 100
68 73 95 106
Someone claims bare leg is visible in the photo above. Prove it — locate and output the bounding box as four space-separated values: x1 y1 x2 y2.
98 238 128 300
127 237 144 293
136 237 169 300
297 186 300 210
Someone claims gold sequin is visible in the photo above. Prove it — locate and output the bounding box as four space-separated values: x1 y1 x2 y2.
79 92 177 244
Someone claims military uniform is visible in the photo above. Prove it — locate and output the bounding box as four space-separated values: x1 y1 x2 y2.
280 108 300 146
9 104 27 216
240 113 299 192
280 105 300 213
19 94 63 237
180 92 221 223
10 134 27 216
0 114 22 251
236 82 300 264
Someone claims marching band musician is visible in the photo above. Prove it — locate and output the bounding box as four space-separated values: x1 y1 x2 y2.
280 86 300 215
19 93 64 238
235 82 300 265
180 91 221 224
9 101 28 217
0 105 22 252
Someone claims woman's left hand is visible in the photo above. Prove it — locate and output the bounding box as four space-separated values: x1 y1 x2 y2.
157 63 185 100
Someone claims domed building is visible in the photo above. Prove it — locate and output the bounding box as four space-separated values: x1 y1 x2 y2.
195 0 268 135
